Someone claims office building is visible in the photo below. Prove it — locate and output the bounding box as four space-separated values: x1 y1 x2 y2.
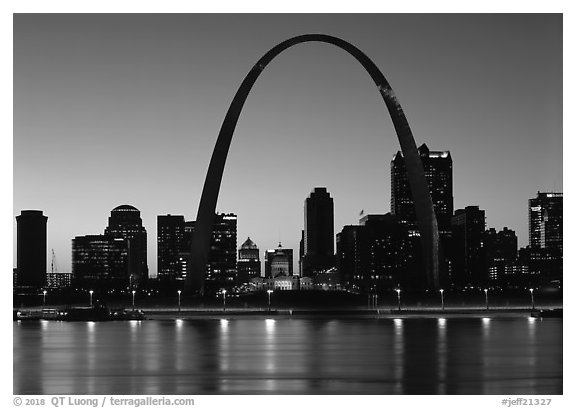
301 187 335 278
451 206 486 286
485 227 518 282
204 213 237 292
16 210 48 288
72 235 128 287
104 205 148 283
238 237 261 283
337 213 411 292
157 214 186 281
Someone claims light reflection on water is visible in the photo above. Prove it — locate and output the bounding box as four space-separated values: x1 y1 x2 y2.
13 317 562 395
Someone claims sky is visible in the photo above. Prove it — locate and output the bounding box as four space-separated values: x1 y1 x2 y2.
13 13 563 278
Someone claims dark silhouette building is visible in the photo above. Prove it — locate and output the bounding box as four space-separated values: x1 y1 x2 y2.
16 210 48 288
72 235 128 288
157 214 186 281
391 144 453 286
391 144 453 234
527 192 562 283
451 206 486 287
205 213 237 292
485 227 518 283
301 187 335 279
337 213 411 293
104 205 148 284
238 237 261 283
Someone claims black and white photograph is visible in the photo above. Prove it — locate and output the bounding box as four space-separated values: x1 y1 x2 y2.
8 8 569 403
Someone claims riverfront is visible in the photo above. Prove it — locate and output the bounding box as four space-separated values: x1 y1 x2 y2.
14 315 562 395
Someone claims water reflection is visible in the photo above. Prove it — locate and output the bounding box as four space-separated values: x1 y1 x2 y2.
14 316 562 395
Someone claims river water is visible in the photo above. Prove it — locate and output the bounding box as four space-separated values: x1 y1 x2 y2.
13 316 562 395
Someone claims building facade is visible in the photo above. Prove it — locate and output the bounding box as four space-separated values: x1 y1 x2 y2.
485 227 518 283
72 235 128 288
301 187 335 278
157 214 186 281
238 237 261 283
204 213 237 292
104 205 148 284
265 243 293 278
451 206 486 287
16 210 48 288
337 213 411 293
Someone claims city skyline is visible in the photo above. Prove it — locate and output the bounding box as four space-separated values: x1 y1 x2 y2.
13 14 562 278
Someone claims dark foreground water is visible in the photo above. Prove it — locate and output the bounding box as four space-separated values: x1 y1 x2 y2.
14 316 562 395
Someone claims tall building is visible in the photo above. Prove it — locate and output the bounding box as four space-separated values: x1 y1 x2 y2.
337 213 411 293
529 192 562 251
391 144 453 287
72 235 128 287
238 237 261 283
451 206 486 287
157 215 186 281
391 144 453 234
485 227 518 283
104 205 148 284
16 210 48 288
301 187 335 278
528 192 562 283
204 213 237 292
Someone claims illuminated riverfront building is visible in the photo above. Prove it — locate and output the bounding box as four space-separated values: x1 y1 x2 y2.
157 214 186 281
46 272 72 288
16 210 48 288
204 213 237 292
527 192 563 283
391 144 453 286
104 205 148 284
238 237 261 283
336 213 411 293
71 235 128 288
485 227 518 283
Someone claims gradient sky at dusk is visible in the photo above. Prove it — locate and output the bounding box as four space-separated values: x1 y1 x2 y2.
13 14 562 277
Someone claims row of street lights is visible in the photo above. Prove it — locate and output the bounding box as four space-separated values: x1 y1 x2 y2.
78 287 537 311
372 287 537 311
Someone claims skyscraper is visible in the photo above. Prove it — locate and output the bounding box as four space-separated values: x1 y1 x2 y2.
302 187 335 278
391 144 453 287
157 214 186 281
391 144 453 234
238 237 261 283
104 205 148 284
451 206 486 287
16 210 48 288
528 192 563 283
204 213 237 292
529 192 563 251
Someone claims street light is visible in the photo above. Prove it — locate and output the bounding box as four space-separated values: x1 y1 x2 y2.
43 290 47 306
375 294 378 310
267 289 273 312
222 289 227 312
529 288 535 310
177 290 182 313
132 290 136 310
89 290 94 307
395 289 401 311
484 288 489 311
440 289 444 311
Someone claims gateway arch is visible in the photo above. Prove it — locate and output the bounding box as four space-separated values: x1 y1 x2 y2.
184 34 441 294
